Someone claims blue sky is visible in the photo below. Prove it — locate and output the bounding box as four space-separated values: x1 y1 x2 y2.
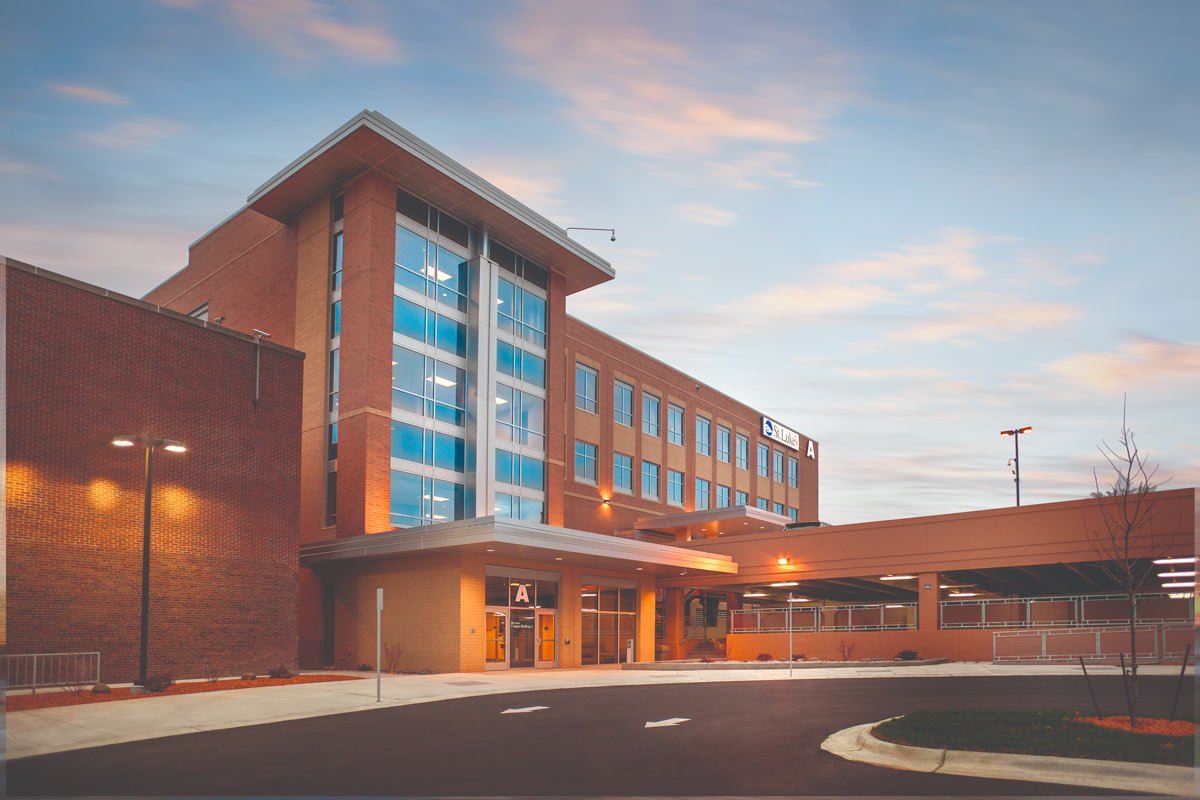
3 0 1197 523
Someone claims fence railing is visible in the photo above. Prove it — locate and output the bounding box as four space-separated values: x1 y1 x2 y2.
993 623 1192 663
941 593 1189 629
730 602 917 634
4 652 101 692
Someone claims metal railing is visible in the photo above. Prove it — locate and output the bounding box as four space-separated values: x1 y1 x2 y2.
993 623 1192 663
941 592 1189 630
4 652 101 692
730 602 917 634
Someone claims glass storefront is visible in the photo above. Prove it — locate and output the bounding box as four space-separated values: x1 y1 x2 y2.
580 584 638 665
485 573 557 669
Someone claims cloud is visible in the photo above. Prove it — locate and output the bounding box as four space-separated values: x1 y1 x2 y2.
1045 336 1200 392
0 159 51 177
890 295 1081 345
79 117 184 149
704 149 821 191
226 0 403 66
50 84 130 106
675 202 736 226
470 159 564 212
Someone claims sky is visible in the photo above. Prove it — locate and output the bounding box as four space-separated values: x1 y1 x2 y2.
2 0 1197 524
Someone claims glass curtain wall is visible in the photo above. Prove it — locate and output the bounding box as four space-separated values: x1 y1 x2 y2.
580 584 638 665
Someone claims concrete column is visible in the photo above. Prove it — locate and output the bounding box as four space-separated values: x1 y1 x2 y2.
662 587 685 660
466 254 498 518
918 571 940 631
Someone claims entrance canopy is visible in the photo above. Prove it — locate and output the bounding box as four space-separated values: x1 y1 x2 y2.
300 516 738 577
633 505 791 542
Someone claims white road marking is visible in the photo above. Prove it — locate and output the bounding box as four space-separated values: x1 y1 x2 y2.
645 717 690 728
501 705 549 714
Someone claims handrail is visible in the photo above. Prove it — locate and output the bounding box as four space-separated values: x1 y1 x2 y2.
941 592 1188 630
730 602 916 633
4 652 102 693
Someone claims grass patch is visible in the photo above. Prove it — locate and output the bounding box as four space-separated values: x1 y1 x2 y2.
874 710 1194 767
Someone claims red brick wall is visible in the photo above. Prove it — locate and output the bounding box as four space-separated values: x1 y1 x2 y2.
5 263 303 683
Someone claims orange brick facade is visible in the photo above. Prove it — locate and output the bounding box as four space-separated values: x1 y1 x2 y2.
5 261 303 683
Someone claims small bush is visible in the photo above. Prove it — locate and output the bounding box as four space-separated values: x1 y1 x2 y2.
699 656 714 663
268 664 295 679
382 642 404 673
357 663 374 672
838 638 857 661
143 673 174 693
896 649 920 661
203 661 223 683
756 653 774 662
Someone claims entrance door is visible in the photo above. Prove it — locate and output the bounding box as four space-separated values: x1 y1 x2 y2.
485 609 507 669
536 611 556 667
510 609 535 668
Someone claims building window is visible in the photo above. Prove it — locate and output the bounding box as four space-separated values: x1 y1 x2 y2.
735 433 749 470
389 470 465 527
396 187 469 249
642 461 660 500
496 450 545 491
187 302 209 321
695 478 710 510
735 490 748 507
490 239 550 291
614 380 634 427
773 501 785 515
667 403 684 446
392 345 466 426
716 425 731 463
575 440 598 483
757 497 768 510
395 225 469 312
614 452 633 493
330 300 341 338
788 507 799 522
327 422 338 461
696 416 711 456
773 449 784 483
393 295 466 357
756 443 769 477
331 231 343 291
576 363 598 413
328 348 340 413
497 340 546 388
495 494 545 523
390 420 466 472
716 484 731 508
496 384 545 449
497 277 547 347
324 471 337 526
642 392 660 437
667 469 684 506
788 457 799 488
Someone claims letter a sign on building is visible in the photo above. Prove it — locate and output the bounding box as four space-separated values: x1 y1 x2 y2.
513 583 531 604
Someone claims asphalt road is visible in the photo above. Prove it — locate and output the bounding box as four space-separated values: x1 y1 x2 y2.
8 675 1191 796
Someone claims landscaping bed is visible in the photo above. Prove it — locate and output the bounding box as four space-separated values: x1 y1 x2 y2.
6 674 362 712
626 657 948 670
873 709 1195 767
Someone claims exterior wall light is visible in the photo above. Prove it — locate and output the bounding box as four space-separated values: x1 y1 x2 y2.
777 557 790 566
879 574 916 581
769 581 799 587
1153 556 1196 565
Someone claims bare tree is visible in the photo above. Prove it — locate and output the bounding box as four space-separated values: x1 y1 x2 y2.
1086 397 1169 727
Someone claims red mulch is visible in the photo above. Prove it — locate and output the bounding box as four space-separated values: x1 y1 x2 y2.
6 674 363 712
1077 715 1196 736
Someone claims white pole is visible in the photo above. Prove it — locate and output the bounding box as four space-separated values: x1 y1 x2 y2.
376 587 383 703
788 593 794 678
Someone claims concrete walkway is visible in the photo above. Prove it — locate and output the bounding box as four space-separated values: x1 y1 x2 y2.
6 662 1192 760
821 716 1198 796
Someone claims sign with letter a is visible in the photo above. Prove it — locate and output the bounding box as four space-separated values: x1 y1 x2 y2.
513 583 531 605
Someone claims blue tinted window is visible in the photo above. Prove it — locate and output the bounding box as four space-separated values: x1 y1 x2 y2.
433 432 464 472
496 449 514 485
773 501 785 515
393 296 425 342
575 440 597 483
667 404 684 445
497 340 517 378
757 497 768 510
757 443 769 477
736 434 749 469
695 478 710 510
614 381 634 427
435 314 465 357
330 300 341 338
735 490 748 506
495 492 514 518
391 421 425 463
614 452 633 492
389 470 424 527
521 456 544 491
642 393 660 436
716 484 730 508
642 461 660 499
667 469 684 505
521 350 545 387
575 364 598 413
696 416 711 455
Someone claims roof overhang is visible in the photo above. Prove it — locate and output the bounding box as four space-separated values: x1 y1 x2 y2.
634 505 791 540
244 110 614 296
300 516 738 577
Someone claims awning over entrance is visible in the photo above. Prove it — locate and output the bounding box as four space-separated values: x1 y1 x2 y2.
300 516 738 577
633 505 791 541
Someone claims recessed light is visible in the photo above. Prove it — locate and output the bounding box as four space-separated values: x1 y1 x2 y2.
1153 557 1196 565
554 556 563 561
769 581 799 587
879 575 916 581
485 548 495 552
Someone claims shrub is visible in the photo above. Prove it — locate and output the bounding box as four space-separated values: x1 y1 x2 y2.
203 661 223 683
268 664 295 679
143 673 174 693
896 649 920 661
756 653 774 662
837 638 857 661
382 642 404 673
357 663 374 672
699 656 714 663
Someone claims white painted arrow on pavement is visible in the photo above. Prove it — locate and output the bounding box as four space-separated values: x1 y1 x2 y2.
645 717 690 728
501 705 549 714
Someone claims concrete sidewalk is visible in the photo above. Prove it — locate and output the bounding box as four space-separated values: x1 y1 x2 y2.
6 662 1191 760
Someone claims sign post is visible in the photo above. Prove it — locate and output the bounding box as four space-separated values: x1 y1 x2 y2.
376 587 383 703
788 592 794 678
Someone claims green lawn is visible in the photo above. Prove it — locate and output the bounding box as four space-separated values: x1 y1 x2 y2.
873 710 1194 767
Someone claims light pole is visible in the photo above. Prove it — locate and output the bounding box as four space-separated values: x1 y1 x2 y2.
999 426 1032 506
112 435 187 685
787 592 794 678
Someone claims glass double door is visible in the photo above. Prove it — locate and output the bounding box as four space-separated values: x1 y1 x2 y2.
486 608 556 668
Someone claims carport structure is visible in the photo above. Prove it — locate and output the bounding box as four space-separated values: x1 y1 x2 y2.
649 489 1196 662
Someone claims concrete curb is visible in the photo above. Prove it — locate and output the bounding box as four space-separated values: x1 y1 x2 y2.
820 716 1197 796
625 658 948 670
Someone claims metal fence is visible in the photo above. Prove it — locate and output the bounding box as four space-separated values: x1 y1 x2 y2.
941 592 1189 629
993 623 1193 662
730 602 917 633
4 652 101 692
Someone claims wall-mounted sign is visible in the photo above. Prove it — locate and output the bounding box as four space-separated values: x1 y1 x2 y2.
762 416 801 452
806 440 816 459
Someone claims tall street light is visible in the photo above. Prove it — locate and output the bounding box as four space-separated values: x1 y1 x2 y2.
999 426 1032 506
112 434 187 685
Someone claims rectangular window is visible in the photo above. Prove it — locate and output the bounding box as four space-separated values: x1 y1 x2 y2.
496 340 546 388
390 420 466 472
393 295 465 357
788 457 799 488
496 384 545 450
187 302 209 321
641 461 660 500
575 440 598 483
696 416 711 456
389 470 465 527
330 300 341 338
642 392 660 437
716 484 731 508
327 422 338 461
667 469 684 506
716 425 731 463
328 348 340 414
392 345 466 426
757 497 768 510
788 507 799 522
773 501 785 515
614 380 634 427
490 239 550 290
394 225 469 312
495 493 545 523
497 276 547 347
695 478 710 510
614 452 634 493
757 443 769 477
331 230 343 291
324 471 337 526
575 363 598 413
496 450 545 491
735 490 748 507
735 433 749 470
773 449 785 483
667 403 684 446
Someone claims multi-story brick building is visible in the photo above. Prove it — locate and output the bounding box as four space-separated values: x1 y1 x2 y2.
4 258 303 683
144 110 818 672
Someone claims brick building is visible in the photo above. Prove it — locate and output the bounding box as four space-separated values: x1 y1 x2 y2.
5 258 303 683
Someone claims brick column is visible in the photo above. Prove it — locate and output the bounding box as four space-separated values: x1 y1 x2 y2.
662 587 685 659
918 571 940 631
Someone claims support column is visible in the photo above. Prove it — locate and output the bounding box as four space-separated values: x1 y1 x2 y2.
918 571 940 631
662 587 685 660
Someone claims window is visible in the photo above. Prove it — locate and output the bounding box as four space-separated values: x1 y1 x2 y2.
330 300 341 338
667 404 684 446
642 392 660 437
735 433 749 470
395 225 468 312
331 231 343 291
575 441 598 483
735 490 748 507
497 277 547 347
757 497 768 510
614 381 634 427
324 471 337 526
773 501 785 515
614 452 634 493
393 295 466 357
495 493 545 523
389 470 465 527
696 416 711 455
757 443 769 477
575 363 598 413
716 425 731 463
497 340 546 388
327 422 338 461
788 507 799 522
788 457 799 488
187 302 209 321
773 449 784 483
392 345 467 426
716 484 731 508
390 420 466 472
328 348 340 413
490 239 549 290
667 469 684 506
496 450 545 491
695 478 710 510
496 384 545 449
396 187 469 249
642 461 660 500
